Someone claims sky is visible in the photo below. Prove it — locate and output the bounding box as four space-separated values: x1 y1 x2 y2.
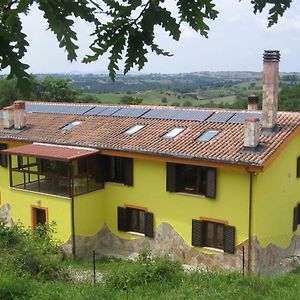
3 0 300 74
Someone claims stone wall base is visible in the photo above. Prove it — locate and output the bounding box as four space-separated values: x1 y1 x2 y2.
0 203 14 227
71 223 300 274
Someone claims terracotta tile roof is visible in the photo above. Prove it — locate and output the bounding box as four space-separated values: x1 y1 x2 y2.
0 102 300 168
2 143 99 162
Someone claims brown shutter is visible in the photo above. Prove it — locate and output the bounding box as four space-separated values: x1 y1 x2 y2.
123 158 133 186
166 163 177 192
293 205 299 231
297 157 300 178
206 168 216 198
98 155 109 182
0 144 7 167
192 219 205 247
144 211 154 238
117 207 128 231
223 225 235 254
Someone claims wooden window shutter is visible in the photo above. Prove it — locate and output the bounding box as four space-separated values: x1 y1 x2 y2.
297 157 300 178
117 207 128 231
123 158 133 186
206 168 217 198
293 205 300 231
223 225 235 254
0 144 7 167
98 155 109 182
192 219 205 247
144 211 154 238
166 163 178 192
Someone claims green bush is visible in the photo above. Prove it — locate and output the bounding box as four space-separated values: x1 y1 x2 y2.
106 251 183 291
0 221 67 281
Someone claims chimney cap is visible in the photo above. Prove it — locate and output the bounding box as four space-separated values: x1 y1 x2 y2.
248 94 259 104
14 100 26 109
245 117 260 123
263 50 280 62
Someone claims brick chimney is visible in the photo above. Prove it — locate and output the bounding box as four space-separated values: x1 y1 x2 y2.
14 100 26 130
262 50 280 131
3 105 15 129
244 118 261 149
248 94 258 111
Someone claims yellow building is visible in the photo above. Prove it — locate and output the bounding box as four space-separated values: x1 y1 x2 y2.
0 51 300 274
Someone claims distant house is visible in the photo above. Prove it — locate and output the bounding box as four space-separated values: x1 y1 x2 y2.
0 51 300 274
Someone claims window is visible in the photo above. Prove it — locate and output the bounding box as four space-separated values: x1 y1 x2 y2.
61 120 81 132
103 156 133 186
163 127 184 139
123 124 145 136
197 129 220 142
0 143 8 167
166 163 217 198
117 206 154 237
10 154 105 197
297 157 300 178
192 219 235 253
293 203 300 231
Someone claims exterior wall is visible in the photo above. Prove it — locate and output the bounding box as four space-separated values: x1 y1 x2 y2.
251 134 300 273
103 158 250 251
252 134 300 248
74 189 105 236
0 142 72 244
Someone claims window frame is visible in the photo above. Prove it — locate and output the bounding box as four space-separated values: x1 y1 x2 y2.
166 163 216 198
163 127 185 139
192 219 235 253
197 129 220 142
117 206 154 237
123 124 145 136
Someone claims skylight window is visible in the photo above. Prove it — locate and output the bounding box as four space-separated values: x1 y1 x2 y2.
61 120 82 132
163 127 185 139
123 124 145 136
197 129 220 142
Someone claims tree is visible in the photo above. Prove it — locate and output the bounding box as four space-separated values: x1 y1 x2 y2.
0 1 293 93
120 95 143 105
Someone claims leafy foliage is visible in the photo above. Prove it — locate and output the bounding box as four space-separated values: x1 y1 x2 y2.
279 83 300 111
106 250 183 291
0 219 67 281
0 0 293 94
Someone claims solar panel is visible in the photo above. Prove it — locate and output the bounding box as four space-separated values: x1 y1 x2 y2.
112 108 150 118
228 112 261 124
173 110 214 121
208 111 235 123
142 109 179 119
26 103 94 115
98 107 122 116
84 106 108 115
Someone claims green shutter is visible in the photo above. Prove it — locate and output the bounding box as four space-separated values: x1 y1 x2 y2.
297 157 300 178
144 212 154 238
117 207 128 231
192 219 205 247
223 225 235 254
206 168 216 198
123 158 133 186
293 205 300 231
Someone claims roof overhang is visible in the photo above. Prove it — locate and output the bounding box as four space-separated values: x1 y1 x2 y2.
1 143 99 162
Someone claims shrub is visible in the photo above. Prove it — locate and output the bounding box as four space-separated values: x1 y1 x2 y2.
0 221 67 281
106 251 183 291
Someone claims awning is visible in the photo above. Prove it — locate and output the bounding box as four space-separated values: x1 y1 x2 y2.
1 143 99 162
